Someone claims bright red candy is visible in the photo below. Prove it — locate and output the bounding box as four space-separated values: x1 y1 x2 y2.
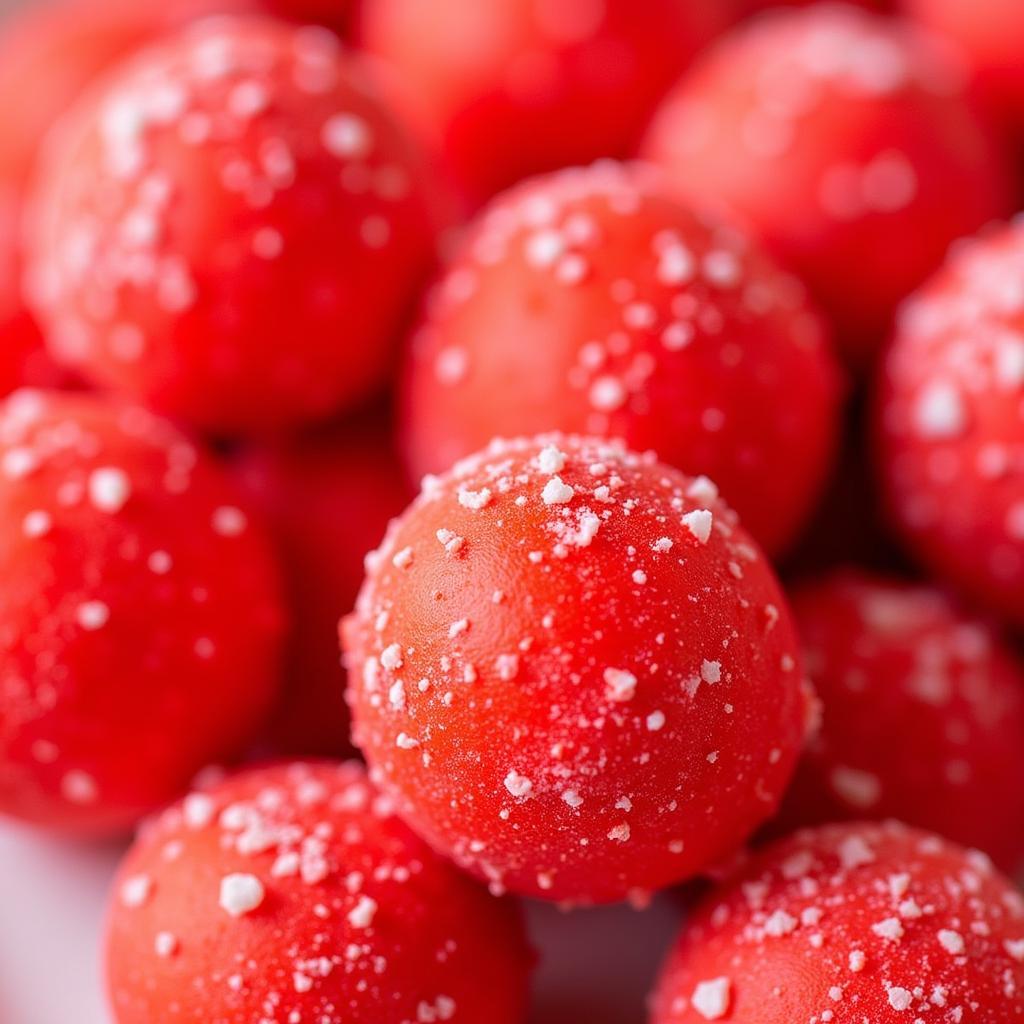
905 0 1024 133
344 433 808 904
400 163 842 557
0 0 278 401
0 389 284 834
642 4 1009 365
651 820 1024 1024
777 570 1024 872
233 417 411 756
105 761 532 1024
357 0 734 202
25 16 445 436
877 219 1024 627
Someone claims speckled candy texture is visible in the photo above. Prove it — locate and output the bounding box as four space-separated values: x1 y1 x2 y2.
344 433 809 904
105 761 532 1024
650 821 1024 1023
25 15 445 435
400 162 842 557
776 570 1024 873
642 4 1009 365
0 389 284 834
877 218 1024 627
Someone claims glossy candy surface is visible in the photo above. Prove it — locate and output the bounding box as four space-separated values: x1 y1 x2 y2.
358 0 733 201
345 433 808 903
651 821 1024 1024
105 761 532 1023
877 219 1024 626
0 389 284 834
643 5 1009 364
401 162 842 556
26 16 444 435
777 570 1024 872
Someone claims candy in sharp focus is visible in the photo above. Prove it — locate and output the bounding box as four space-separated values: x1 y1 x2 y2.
24 14 448 436
357 0 735 202
650 820 1024 1024
105 760 532 1024
344 433 810 904
642 4 1010 365
0 388 285 834
775 569 1024 873
877 217 1024 627
400 161 843 557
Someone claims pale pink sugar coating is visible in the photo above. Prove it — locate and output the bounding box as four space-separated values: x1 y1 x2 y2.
345 433 809 904
651 821 1024 1023
106 761 531 1023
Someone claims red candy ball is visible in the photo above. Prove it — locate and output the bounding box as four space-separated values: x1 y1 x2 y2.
651 821 1024 1024
357 0 734 201
233 417 411 756
105 761 532 1024
344 434 808 904
905 0 1024 133
400 163 842 556
0 0 288 399
777 570 1024 872
642 4 1009 365
0 389 284 834
26 16 445 435
877 219 1024 626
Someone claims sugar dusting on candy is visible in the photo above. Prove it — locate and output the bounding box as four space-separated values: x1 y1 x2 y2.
105 761 530 1024
642 3 1008 358
344 433 809 904
777 570 1024 871
0 388 284 833
25 15 443 434
651 821 1024 1023
402 160 841 556
879 217 1024 626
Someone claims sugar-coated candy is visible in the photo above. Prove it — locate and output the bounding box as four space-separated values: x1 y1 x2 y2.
105 761 532 1024
345 433 808 903
651 821 1024 1023
26 16 446 435
643 4 1009 364
0 389 284 833
401 162 842 556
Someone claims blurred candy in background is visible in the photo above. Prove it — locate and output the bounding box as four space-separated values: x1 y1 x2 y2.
1 0 1023 1022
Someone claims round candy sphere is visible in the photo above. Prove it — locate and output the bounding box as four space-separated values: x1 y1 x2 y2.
651 820 1024 1024
357 0 733 201
905 0 1024 133
0 0 271 400
400 162 842 557
642 4 1009 365
778 570 1024 872
233 416 411 756
877 218 1024 627
25 15 445 436
0 389 284 834
105 760 532 1024
344 434 809 904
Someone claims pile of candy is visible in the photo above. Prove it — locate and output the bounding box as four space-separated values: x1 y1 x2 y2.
1 0 1023 1021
